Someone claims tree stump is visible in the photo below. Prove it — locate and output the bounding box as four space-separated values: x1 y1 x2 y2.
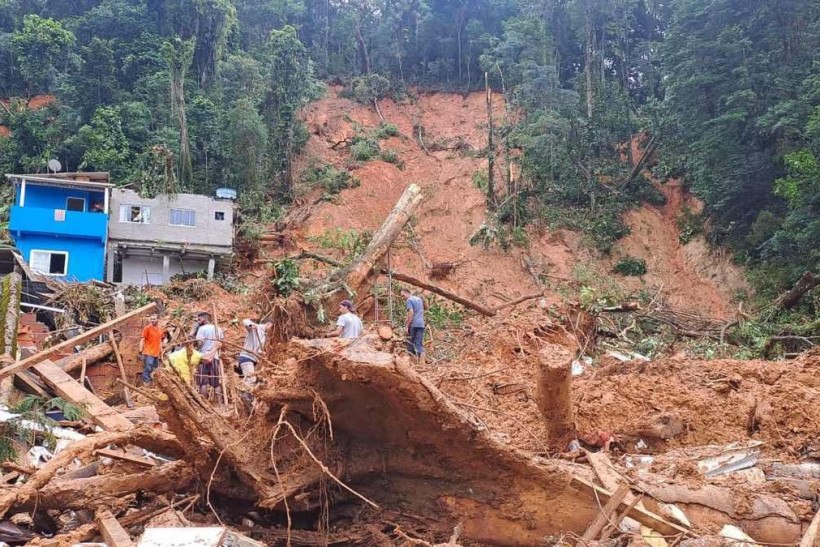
535 346 575 449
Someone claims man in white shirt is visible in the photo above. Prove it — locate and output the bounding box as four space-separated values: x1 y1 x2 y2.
189 311 224 399
238 318 271 385
328 300 363 339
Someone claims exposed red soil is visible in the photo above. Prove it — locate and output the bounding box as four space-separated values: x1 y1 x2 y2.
0 94 56 139
296 87 569 309
292 87 747 324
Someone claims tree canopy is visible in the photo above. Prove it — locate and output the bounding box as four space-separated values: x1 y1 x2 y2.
0 0 817 298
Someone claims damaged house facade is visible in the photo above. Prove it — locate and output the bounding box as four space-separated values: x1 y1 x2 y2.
107 188 234 285
6 173 235 285
6 173 112 282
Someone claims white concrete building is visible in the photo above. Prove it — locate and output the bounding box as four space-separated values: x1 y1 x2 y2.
107 189 234 285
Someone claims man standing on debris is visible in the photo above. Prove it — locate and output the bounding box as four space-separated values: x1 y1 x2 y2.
139 314 163 383
238 318 272 385
401 288 425 358
190 311 224 399
328 300 363 339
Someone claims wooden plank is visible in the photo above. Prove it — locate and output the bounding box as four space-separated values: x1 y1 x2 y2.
571 475 691 537
13 370 49 397
581 483 631 541
96 509 135 547
94 448 156 468
800 507 820 547
601 492 643 539
32 360 133 431
0 302 157 380
109 330 132 408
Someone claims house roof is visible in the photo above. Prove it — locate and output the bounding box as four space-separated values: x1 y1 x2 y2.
5 173 114 190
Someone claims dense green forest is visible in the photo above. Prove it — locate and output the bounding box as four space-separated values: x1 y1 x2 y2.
0 0 817 305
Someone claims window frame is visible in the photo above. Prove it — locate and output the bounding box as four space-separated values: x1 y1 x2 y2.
29 249 69 276
65 197 86 212
169 208 196 227
119 204 151 224
214 211 225 221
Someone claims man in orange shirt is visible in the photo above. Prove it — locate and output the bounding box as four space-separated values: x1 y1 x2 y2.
139 314 163 383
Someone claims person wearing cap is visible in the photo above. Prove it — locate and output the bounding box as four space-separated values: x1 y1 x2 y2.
238 318 272 385
328 300 363 339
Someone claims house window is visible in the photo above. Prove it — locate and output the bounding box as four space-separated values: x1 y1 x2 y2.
30 250 68 276
214 211 225 221
119 205 150 223
66 197 85 212
169 208 195 227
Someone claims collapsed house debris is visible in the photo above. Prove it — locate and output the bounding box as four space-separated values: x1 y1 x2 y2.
0 181 814 547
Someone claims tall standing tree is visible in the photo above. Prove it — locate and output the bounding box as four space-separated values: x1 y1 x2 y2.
261 25 317 197
162 36 195 186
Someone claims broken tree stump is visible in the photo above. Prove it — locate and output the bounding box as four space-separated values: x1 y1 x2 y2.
535 346 575 448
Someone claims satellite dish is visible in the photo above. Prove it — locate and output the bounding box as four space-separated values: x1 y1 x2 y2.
47 159 62 173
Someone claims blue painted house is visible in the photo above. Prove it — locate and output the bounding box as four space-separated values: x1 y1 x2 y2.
6 173 112 282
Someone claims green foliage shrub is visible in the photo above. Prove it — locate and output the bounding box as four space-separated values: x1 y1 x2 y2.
676 206 704 244
272 259 300 297
351 73 391 105
301 163 360 195
310 228 371 256
425 302 463 329
612 256 647 276
350 137 381 162
379 148 400 164
373 122 399 139
472 171 488 191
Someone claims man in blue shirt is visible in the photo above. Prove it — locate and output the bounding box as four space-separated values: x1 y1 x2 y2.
401 288 425 358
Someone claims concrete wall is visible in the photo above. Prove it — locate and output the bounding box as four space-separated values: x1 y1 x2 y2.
109 189 234 250
120 255 209 286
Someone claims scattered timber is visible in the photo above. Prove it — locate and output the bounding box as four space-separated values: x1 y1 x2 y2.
31 360 133 431
0 302 157 380
96 509 135 547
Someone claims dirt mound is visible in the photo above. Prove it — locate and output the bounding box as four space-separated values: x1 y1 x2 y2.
410 299 819 461
577 350 820 455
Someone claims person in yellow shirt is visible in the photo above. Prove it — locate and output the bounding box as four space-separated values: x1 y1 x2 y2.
166 342 202 385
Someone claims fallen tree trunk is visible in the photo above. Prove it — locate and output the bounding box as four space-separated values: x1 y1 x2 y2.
0 426 180 518
778 271 820 310
16 460 193 512
56 343 113 373
534 346 575 448
333 183 422 300
382 270 495 317
637 479 802 543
